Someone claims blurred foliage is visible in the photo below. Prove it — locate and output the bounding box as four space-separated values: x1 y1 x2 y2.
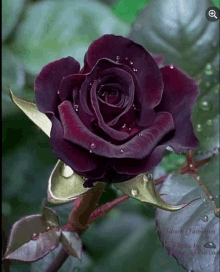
2 0 219 271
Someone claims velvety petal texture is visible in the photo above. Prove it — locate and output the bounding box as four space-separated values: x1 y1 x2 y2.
34 35 199 186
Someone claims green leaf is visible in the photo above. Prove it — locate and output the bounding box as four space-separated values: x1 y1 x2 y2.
156 172 219 272
192 62 219 154
47 160 91 204
10 90 52 137
112 0 152 23
115 173 187 211
129 0 219 77
2 48 25 117
197 155 220 208
3 214 61 262
211 0 220 7
61 231 82 259
2 0 25 41
8 0 130 75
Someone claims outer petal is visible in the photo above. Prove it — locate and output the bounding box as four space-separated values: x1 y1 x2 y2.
49 116 101 173
81 35 163 126
35 57 80 113
156 65 199 152
59 101 174 159
59 74 86 102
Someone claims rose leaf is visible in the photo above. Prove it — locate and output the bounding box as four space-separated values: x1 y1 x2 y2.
9 90 52 137
47 160 91 204
61 231 82 260
156 171 219 272
2 48 25 117
3 214 61 262
2 0 25 41
115 173 188 211
7 0 130 75
41 199 60 228
129 0 219 77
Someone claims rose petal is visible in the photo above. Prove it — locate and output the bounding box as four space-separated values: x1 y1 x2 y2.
59 74 86 102
49 116 101 172
156 65 199 152
91 80 130 141
81 35 163 126
59 101 174 159
35 57 80 113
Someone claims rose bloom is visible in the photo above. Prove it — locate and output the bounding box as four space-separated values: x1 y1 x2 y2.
35 35 199 187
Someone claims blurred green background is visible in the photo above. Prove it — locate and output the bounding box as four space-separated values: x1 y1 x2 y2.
2 0 219 271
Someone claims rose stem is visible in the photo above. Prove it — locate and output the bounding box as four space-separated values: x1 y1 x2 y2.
46 182 106 272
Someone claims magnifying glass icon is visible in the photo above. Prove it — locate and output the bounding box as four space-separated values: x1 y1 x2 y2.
208 9 217 19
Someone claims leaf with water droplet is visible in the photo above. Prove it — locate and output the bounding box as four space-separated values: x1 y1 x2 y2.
115 173 188 211
61 231 82 260
3 214 61 261
204 242 216 249
47 160 92 204
10 90 52 137
156 172 219 272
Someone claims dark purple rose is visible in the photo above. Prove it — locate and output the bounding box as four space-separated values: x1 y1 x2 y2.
35 35 199 187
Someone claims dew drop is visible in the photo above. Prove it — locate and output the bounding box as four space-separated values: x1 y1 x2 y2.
189 164 194 168
206 82 210 87
215 208 220 218
202 215 208 222
213 147 220 154
138 133 143 137
120 149 124 153
57 90 60 94
89 150 92 153
204 242 216 249
143 173 152 182
90 143 96 149
125 57 128 60
130 61 133 65
196 124 203 132
46 226 50 231
131 189 139 197
74 105 79 112
133 68 138 72
196 176 201 181
122 123 127 129
170 64 174 69
199 101 211 111
206 119 213 126
89 83 92 86
32 233 38 240
128 127 131 131
61 164 74 178
205 63 213 75
209 195 214 201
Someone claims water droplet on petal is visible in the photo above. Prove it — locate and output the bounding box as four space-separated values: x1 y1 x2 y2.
46 226 50 230
131 189 139 197
120 149 124 153
90 143 96 149
130 61 133 65
74 105 79 112
89 83 92 86
170 65 174 69
196 124 203 132
61 164 74 178
125 57 128 60
122 123 127 129
204 242 216 249
89 150 92 153
128 127 131 131
202 215 208 222
205 63 213 75
200 101 211 111
57 90 60 94
138 133 143 137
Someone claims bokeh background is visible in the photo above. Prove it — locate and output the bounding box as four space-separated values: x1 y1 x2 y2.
2 0 219 271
